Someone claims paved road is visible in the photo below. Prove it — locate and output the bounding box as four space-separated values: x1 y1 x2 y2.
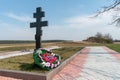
0 50 33 59
53 46 120 80
0 46 60 59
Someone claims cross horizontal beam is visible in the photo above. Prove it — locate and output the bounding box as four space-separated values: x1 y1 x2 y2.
30 21 48 28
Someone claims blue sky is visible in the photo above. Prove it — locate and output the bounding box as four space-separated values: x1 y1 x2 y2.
0 0 119 41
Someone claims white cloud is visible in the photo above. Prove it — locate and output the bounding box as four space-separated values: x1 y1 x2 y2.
52 10 120 41
65 11 114 29
0 20 35 40
43 10 120 41
0 10 120 41
5 13 34 22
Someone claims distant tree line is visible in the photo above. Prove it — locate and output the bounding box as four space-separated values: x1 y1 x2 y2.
0 40 72 44
84 32 113 43
114 39 120 42
0 40 35 44
42 40 73 43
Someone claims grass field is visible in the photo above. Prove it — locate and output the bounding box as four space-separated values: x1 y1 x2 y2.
106 44 120 52
0 41 120 73
0 41 105 52
0 46 82 73
0 42 97 52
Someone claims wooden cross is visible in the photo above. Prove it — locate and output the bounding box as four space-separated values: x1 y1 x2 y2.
30 7 48 49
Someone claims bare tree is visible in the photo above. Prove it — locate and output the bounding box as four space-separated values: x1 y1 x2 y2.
95 32 103 38
85 32 113 43
95 0 120 26
103 33 113 40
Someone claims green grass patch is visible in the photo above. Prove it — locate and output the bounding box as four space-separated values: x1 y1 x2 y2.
53 47 83 62
0 47 83 73
106 44 120 53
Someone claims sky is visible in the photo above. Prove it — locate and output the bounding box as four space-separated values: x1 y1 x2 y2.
0 0 120 41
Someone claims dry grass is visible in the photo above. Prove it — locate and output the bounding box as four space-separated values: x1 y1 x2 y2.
0 41 120 73
0 41 110 52
0 47 82 73
0 42 91 52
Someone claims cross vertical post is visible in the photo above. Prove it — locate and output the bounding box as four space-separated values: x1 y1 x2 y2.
30 7 48 49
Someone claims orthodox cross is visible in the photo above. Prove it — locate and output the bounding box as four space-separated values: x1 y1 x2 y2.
30 7 48 49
